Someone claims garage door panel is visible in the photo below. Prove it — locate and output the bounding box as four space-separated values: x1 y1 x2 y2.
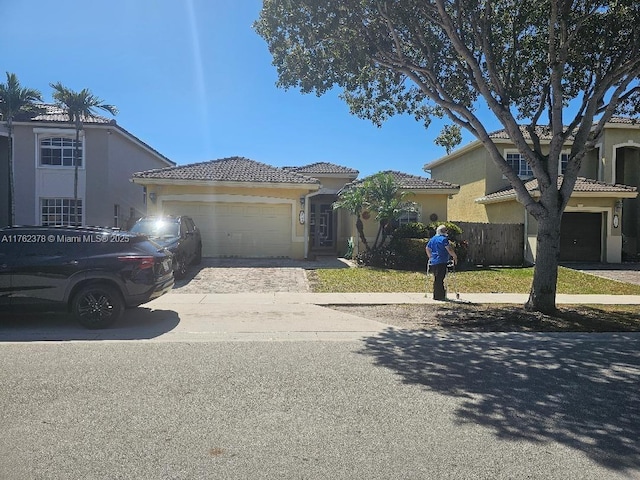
163 201 291 257
560 212 601 262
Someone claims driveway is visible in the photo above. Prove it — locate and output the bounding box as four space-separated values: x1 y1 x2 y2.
172 256 353 294
562 262 640 285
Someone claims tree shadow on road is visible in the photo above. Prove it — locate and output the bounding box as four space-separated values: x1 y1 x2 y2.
359 328 640 474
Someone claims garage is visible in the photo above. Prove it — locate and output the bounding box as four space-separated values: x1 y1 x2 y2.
163 201 292 257
560 212 602 262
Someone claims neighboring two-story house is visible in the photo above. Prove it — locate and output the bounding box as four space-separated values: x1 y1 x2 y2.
0 104 174 228
425 118 640 264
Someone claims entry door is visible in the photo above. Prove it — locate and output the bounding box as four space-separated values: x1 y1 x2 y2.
310 203 335 250
560 212 602 262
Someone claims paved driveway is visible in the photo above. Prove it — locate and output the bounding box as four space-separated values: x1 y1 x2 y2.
562 262 640 285
173 257 353 294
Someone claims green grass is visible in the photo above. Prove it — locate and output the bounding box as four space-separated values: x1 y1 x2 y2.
309 266 640 295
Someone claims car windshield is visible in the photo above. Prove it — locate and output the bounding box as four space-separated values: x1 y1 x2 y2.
131 220 179 238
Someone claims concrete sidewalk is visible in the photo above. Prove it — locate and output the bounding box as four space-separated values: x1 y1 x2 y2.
149 291 640 306
131 292 640 342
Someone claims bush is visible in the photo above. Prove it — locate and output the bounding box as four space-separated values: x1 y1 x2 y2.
388 237 429 270
355 248 398 269
426 221 463 240
392 222 429 239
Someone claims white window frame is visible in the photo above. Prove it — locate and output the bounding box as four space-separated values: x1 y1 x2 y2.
505 150 533 178
394 206 421 227
40 198 83 226
34 128 85 169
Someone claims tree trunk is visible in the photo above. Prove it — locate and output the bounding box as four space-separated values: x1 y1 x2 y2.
355 216 368 250
525 213 562 314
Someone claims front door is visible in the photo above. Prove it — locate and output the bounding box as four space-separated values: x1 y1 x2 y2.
310 202 336 252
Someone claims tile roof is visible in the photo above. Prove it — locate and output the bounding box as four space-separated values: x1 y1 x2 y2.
342 170 459 191
14 103 115 124
487 117 639 141
133 156 321 184
478 176 637 203
9 103 174 166
283 162 359 175
604 116 640 125
488 125 571 141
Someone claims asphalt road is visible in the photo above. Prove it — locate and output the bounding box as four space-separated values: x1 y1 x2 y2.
1 334 639 479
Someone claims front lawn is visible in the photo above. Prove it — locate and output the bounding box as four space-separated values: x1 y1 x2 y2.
309 266 640 295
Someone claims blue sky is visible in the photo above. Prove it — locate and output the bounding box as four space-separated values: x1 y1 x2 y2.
1 0 498 178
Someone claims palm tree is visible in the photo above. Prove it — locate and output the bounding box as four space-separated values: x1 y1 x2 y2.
333 185 369 252
0 72 42 225
364 173 415 249
50 83 117 225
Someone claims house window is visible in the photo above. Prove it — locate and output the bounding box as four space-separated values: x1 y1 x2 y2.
41 198 83 226
40 137 82 167
506 152 533 178
392 208 421 228
560 153 569 174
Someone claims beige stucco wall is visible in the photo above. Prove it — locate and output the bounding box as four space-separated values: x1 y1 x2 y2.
484 200 525 224
347 192 452 254
598 124 640 183
430 146 491 222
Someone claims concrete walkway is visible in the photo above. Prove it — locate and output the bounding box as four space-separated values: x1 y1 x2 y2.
151 291 640 306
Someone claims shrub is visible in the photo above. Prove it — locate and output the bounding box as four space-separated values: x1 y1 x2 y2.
355 247 398 269
388 237 429 270
427 221 463 240
392 222 429 239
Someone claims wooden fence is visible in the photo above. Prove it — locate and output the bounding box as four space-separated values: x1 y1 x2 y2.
454 222 525 266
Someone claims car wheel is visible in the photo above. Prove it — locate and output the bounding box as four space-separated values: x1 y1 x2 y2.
174 256 188 279
191 244 202 265
71 284 124 329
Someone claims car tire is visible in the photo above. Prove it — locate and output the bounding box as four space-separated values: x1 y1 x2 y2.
191 244 202 265
71 284 125 329
174 256 188 279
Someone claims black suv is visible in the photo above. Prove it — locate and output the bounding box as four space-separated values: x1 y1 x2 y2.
129 215 202 279
0 226 174 328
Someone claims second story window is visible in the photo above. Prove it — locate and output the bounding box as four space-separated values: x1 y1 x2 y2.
40 137 83 167
506 152 533 178
560 153 569 174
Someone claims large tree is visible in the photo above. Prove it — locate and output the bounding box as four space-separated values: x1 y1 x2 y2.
0 73 42 225
50 83 117 225
256 0 640 313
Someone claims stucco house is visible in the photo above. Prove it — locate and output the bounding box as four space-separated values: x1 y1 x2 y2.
132 158 459 259
0 104 174 228
424 118 640 264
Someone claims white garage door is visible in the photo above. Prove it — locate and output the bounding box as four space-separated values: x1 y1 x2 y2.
163 201 292 257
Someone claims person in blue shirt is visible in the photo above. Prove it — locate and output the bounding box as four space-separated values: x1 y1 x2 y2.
426 224 458 300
